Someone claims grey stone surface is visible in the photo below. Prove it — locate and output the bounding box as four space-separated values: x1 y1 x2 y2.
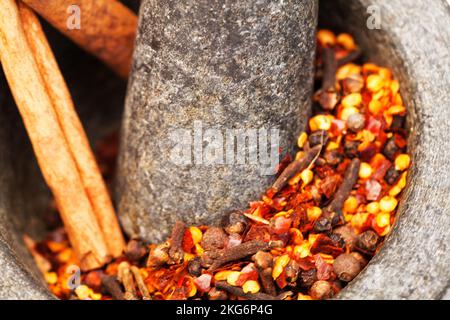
117 0 318 243
319 0 450 299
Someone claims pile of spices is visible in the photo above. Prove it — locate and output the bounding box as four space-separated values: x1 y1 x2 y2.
27 30 410 300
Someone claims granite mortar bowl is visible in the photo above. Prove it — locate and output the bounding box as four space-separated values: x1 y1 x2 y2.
0 0 449 299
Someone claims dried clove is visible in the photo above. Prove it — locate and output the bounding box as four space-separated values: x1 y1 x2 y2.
284 260 300 283
215 281 279 300
342 73 364 93
100 274 125 300
324 149 343 166
383 137 401 160
271 145 322 193
385 166 401 185
168 221 186 264
259 267 277 296
333 253 362 282
208 240 283 272
350 252 368 269
252 251 273 270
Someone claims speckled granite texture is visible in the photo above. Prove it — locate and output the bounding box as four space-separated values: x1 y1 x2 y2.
117 0 318 243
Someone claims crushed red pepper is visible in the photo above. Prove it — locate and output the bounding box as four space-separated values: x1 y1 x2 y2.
27 30 410 300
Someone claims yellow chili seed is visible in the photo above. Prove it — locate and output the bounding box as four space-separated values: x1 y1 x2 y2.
184 253 195 262
189 226 203 244
366 202 380 214
307 206 322 221
379 196 398 212
301 169 314 186
342 93 362 109
308 234 319 245
358 162 373 179
340 106 359 121
195 243 204 255
272 255 290 280
366 74 384 92
395 154 411 171
376 212 391 228
226 271 242 286
317 29 336 47
297 132 308 148
242 280 261 294
343 196 358 214
337 33 356 51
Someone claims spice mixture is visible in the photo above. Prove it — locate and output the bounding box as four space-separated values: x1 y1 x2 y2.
26 30 410 300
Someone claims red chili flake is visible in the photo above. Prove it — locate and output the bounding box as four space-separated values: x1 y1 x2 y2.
330 119 346 137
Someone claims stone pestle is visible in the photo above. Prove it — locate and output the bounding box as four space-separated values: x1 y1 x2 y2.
116 0 318 242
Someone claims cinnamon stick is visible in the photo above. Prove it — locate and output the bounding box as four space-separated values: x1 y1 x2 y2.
0 0 109 270
18 2 126 258
21 0 137 78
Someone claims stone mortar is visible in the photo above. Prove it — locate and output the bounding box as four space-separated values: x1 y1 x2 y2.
116 0 318 243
